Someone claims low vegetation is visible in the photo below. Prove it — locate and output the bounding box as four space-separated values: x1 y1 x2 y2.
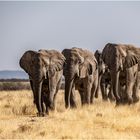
0 90 140 139
0 81 30 91
0 79 64 91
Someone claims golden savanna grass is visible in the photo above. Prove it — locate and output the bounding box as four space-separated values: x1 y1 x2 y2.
0 90 140 139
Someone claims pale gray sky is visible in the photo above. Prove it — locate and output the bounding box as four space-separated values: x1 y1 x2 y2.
1 1 140 70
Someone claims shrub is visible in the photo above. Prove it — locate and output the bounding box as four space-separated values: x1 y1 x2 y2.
0 82 31 91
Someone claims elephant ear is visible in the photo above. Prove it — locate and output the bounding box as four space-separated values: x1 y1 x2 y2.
125 53 139 68
40 50 65 72
79 60 95 78
76 48 97 78
19 50 37 77
94 50 102 63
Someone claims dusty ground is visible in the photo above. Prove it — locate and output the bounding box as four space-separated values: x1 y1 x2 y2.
0 90 140 139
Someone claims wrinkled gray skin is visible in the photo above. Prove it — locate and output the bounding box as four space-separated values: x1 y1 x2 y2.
62 48 98 108
94 50 115 101
19 50 65 116
102 43 140 105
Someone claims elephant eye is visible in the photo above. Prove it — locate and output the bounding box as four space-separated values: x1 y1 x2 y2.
78 60 82 64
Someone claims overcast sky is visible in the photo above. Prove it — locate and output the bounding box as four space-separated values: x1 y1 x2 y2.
1 1 140 70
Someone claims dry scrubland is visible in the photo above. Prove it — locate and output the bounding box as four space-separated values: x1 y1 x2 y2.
0 90 140 139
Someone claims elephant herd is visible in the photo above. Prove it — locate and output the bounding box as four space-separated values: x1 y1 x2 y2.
19 43 140 117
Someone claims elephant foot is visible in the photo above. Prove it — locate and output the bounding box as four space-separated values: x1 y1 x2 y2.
65 105 70 109
49 102 55 111
70 105 77 109
37 112 45 117
70 103 77 108
45 109 49 115
95 92 98 98
133 96 139 103
127 97 133 105
116 99 122 106
109 97 115 102
102 97 108 102
102 94 108 101
120 98 128 105
33 99 36 104
108 94 115 102
90 100 94 104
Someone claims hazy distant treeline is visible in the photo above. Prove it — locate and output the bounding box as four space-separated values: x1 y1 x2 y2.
0 79 30 91
0 79 64 91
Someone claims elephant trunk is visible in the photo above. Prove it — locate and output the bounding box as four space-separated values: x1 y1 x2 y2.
33 66 44 116
47 68 57 110
33 80 43 116
48 81 56 110
64 65 76 109
111 71 120 104
65 77 74 109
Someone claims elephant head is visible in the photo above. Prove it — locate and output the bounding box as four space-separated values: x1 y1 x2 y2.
102 43 140 105
62 47 97 108
62 48 97 80
19 49 65 116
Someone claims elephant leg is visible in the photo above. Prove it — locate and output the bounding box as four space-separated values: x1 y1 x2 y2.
52 93 57 111
30 80 36 104
126 69 135 105
132 72 140 103
79 89 85 106
43 93 49 115
52 79 61 111
85 77 92 104
86 86 92 104
118 82 123 103
108 84 115 102
95 74 101 98
100 82 108 101
90 85 95 104
41 93 45 114
90 76 98 104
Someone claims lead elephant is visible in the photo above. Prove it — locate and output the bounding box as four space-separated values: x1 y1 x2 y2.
19 50 65 116
62 47 98 108
102 43 140 105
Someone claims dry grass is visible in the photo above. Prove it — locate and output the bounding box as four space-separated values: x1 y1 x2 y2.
0 90 140 139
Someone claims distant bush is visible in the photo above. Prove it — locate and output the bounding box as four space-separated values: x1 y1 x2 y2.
0 82 31 91
0 79 65 91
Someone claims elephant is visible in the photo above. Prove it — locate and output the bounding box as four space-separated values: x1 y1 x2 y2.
102 43 140 105
94 50 106 99
19 49 65 116
62 47 98 108
94 50 115 101
100 67 115 102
